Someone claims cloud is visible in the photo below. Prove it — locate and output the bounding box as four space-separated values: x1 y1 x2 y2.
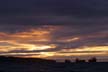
0 25 107 59
0 0 107 60
0 0 108 26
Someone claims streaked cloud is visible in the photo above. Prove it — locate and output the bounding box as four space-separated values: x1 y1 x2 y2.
0 25 107 60
0 0 107 60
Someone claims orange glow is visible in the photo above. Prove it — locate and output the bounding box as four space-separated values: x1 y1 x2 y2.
0 26 59 58
21 44 56 51
57 37 80 42
62 46 108 52
0 26 108 59
57 46 108 56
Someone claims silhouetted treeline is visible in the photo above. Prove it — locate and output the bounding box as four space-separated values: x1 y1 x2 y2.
0 56 103 64
75 58 86 63
64 57 97 63
0 56 56 64
88 57 97 62
75 57 97 63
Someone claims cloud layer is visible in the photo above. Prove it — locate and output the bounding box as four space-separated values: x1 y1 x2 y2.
0 26 107 60
0 0 107 60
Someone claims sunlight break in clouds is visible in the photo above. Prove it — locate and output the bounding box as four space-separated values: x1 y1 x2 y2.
58 46 108 56
0 25 107 60
0 26 58 52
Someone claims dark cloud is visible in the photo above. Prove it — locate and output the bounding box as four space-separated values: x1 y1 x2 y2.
0 0 108 26
0 0 107 59
5 0 108 16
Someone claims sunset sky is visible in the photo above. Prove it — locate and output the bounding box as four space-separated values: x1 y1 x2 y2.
0 0 108 61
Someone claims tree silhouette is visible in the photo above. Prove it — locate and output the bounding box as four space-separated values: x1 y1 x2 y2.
88 57 97 62
75 58 86 63
65 59 71 63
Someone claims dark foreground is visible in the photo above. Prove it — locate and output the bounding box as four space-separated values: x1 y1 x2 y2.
0 57 108 72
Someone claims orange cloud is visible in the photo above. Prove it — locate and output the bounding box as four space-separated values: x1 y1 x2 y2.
56 46 108 56
0 26 107 59
57 37 80 42
0 26 58 53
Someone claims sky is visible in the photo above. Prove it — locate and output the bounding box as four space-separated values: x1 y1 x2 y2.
0 0 108 61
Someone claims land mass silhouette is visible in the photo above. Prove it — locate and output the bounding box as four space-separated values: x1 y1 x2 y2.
0 56 108 72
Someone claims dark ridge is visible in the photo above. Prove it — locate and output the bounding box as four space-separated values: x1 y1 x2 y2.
0 56 56 64
0 56 108 72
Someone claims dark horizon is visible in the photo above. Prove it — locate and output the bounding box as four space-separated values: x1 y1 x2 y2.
0 55 108 72
0 55 108 62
